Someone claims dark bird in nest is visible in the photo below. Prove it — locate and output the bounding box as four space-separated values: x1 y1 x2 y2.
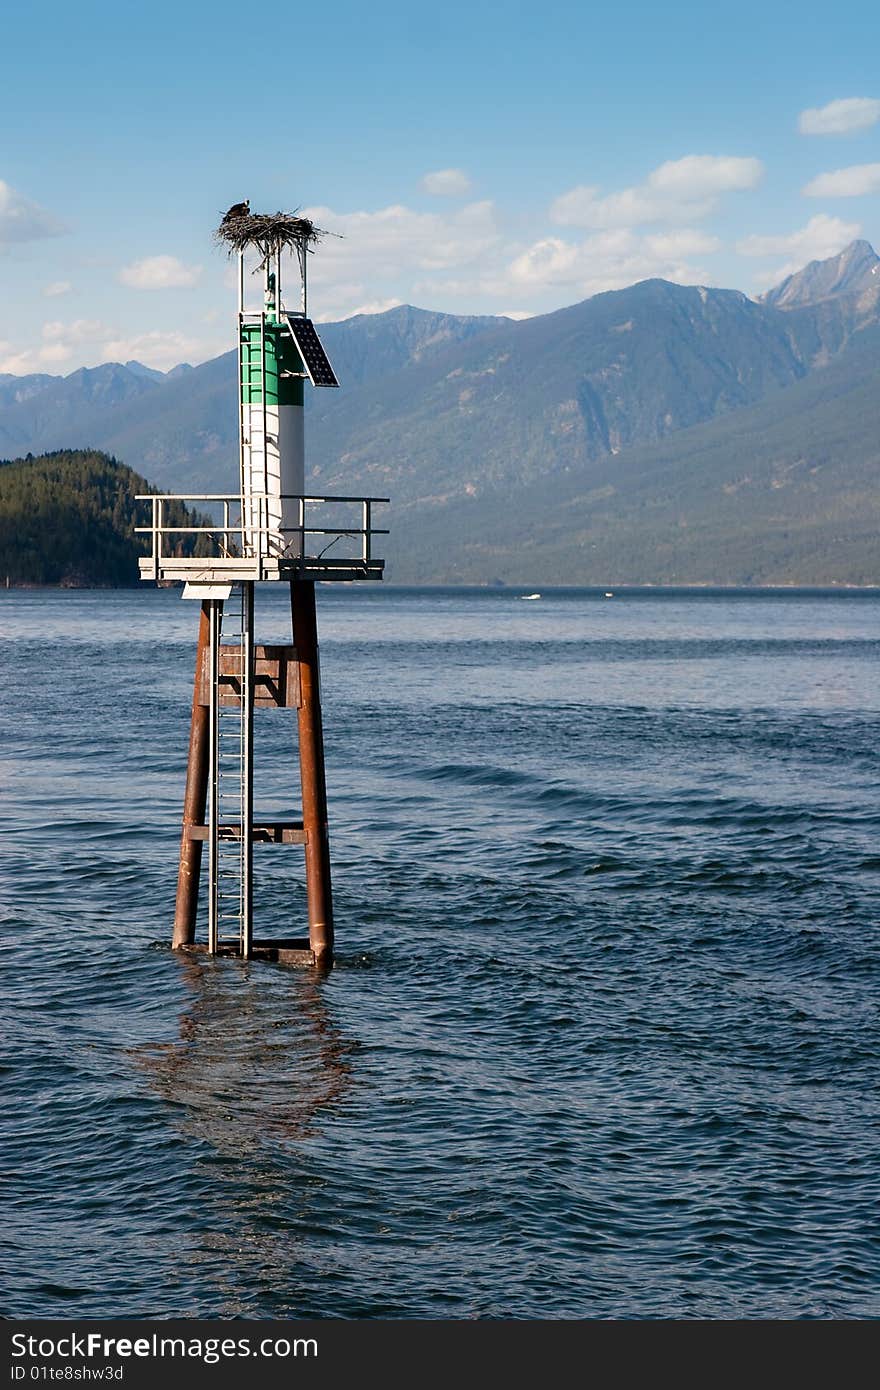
222 199 250 222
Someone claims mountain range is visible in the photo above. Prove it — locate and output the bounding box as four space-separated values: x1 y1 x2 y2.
1 241 878 584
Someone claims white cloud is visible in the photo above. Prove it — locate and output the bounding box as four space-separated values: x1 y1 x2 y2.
551 155 763 229
799 97 880 135
306 200 500 273
118 255 202 289
648 154 764 195
43 280 72 298
552 184 680 229
42 318 105 342
0 180 65 245
508 236 579 284
736 213 861 259
34 342 72 365
0 342 72 373
0 318 113 372
332 297 404 321
420 168 473 197
100 329 210 369
306 280 370 319
498 226 719 299
0 318 109 372
0 317 222 375
803 163 880 197
736 213 862 286
300 200 503 318
642 230 722 257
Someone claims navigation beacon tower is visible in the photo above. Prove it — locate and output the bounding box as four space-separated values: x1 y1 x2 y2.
138 208 387 969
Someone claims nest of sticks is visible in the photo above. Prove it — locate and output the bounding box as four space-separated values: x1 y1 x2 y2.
214 211 323 260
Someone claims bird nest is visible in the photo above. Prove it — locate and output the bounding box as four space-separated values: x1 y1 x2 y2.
214 211 323 257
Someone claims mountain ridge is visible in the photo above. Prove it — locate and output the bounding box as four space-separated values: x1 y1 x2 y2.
2 245 876 493
0 243 877 585
387 321 880 585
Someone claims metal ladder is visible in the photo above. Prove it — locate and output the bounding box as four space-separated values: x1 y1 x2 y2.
239 312 270 557
207 583 254 956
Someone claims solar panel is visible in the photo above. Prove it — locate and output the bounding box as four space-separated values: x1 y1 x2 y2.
283 314 339 387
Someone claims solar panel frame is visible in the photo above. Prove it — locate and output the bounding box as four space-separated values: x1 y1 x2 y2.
282 314 339 388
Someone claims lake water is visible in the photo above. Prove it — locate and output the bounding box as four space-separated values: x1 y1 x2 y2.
2 585 879 1319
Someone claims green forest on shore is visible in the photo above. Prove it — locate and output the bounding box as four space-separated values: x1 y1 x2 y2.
0 449 205 586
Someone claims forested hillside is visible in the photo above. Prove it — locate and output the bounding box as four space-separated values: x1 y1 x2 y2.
0 450 204 586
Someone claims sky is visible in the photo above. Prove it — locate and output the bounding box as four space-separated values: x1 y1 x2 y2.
1 0 878 374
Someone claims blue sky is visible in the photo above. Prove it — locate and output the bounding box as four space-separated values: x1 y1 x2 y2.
1 0 878 372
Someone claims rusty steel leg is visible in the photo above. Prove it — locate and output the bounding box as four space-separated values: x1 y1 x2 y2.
173 600 211 948
291 580 334 967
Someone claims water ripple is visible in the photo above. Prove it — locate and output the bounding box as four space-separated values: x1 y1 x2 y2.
2 587 879 1318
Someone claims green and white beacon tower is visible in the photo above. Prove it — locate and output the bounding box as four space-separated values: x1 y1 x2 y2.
137 207 387 971
234 213 341 558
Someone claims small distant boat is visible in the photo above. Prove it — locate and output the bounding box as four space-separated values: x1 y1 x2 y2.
520 592 541 600
604 591 614 598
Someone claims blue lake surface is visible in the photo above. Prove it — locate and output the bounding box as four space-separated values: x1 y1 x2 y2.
2 585 879 1318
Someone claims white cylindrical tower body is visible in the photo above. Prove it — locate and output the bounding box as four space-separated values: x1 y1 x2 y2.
240 313 305 559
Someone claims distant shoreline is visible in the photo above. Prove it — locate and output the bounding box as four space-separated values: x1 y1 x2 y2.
3 581 879 594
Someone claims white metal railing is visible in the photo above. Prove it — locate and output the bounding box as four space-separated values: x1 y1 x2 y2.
135 492 389 580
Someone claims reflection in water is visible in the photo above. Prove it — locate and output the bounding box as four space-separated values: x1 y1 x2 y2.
139 953 353 1151
132 955 357 1315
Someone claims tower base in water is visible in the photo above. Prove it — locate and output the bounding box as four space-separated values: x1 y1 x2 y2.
172 579 333 969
